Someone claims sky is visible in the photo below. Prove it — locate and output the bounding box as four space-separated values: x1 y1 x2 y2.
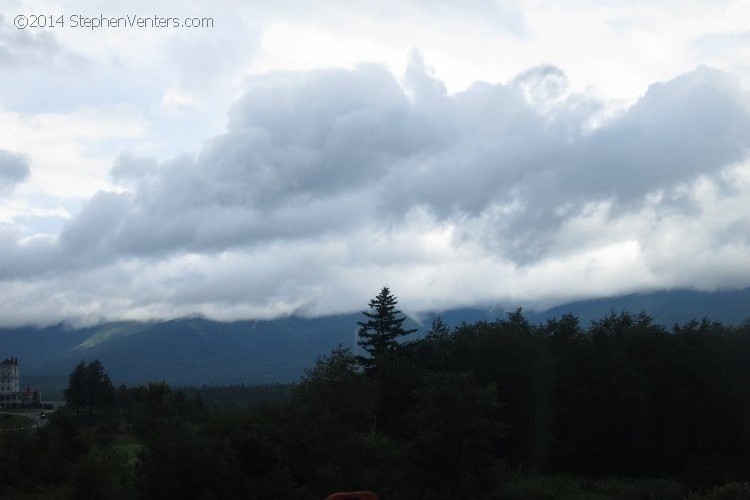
1 0 750 326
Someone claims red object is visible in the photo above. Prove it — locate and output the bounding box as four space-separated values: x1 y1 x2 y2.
324 492 379 500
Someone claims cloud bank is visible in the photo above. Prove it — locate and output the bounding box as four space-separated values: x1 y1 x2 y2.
1 58 750 325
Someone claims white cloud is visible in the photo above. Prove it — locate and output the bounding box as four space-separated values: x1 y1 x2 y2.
0 58 747 324
2 0 750 325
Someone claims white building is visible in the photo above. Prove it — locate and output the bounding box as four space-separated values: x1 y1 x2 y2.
1 357 21 408
1 357 19 394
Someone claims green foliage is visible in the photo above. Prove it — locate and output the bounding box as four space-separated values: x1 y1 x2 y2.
0 413 33 430
286 348 382 495
296 346 376 432
689 482 750 500
64 359 117 419
137 421 244 499
67 447 135 499
0 408 137 499
178 384 293 411
111 434 143 466
119 381 207 440
357 287 417 370
495 475 684 500
426 315 450 340
9 310 750 498
408 370 506 499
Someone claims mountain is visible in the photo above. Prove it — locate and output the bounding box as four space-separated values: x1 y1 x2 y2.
525 287 750 327
2 287 749 388
416 288 750 330
1 314 364 387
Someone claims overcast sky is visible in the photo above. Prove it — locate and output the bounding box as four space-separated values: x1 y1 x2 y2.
1 0 750 326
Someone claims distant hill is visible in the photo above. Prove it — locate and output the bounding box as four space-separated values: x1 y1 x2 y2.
419 288 750 329
2 287 748 387
525 287 750 327
0 314 364 387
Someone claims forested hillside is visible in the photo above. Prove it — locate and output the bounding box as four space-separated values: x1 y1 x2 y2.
4 291 750 498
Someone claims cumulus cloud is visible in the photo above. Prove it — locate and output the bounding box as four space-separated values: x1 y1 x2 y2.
2 60 750 324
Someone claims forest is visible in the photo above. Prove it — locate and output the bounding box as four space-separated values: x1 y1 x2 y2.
2 287 750 499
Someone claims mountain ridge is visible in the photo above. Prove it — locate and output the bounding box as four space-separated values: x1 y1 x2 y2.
3 287 748 387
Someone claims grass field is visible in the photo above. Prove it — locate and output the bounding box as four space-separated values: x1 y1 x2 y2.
112 434 144 465
0 413 34 431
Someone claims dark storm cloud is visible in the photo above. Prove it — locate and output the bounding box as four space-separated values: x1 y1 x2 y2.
100 65 424 255
59 191 131 255
578 68 749 204
223 64 426 199
0 150 30 192
381 64 750 261
5 61 750 278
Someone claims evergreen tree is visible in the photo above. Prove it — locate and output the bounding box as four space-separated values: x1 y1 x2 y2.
357 287 417 370
65 361 88 417
64 360 116 419
425 316 450 342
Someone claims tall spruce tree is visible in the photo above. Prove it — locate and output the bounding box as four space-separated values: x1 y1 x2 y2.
357 287 417 370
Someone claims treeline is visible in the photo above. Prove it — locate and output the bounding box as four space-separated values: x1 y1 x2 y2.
422 311 750 484
3 289 750 498
177 383 294 411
